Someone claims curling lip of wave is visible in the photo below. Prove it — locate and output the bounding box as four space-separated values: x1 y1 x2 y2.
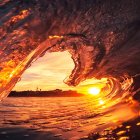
0 0 140 100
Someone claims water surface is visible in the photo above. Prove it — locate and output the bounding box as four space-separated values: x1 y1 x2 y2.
0 97 139 140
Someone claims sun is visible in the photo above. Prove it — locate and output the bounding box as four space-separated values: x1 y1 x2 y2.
88 87 101 95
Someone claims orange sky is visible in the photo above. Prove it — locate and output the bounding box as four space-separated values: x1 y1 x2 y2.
13 51 75 91
13 51 108 92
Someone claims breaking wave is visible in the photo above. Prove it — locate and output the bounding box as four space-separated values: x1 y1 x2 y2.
0 0 140 104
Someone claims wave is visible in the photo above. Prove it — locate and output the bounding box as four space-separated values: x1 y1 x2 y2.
0 0 140 101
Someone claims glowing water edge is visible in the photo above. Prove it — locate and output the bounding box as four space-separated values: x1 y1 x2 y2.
0 96 139 140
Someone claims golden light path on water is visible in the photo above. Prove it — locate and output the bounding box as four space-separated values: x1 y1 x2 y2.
72 76 140 127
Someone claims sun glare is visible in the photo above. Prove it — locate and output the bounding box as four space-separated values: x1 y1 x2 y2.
88 87 101 95
99 100 105 105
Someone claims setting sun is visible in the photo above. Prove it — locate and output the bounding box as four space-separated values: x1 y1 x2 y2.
88 87 101 95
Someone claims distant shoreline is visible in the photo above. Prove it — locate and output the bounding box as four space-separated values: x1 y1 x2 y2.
9 90 84 97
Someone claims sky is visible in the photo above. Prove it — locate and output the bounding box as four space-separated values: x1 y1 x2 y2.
13 50 107 92
13 51 75 91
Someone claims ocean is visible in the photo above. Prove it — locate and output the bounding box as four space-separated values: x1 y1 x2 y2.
0 96 139 140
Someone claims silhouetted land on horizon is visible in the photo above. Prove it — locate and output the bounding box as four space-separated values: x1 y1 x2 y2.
9 89 84 97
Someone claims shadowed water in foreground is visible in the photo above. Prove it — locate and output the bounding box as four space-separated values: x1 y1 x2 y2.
0 97 140 140
0 127 61 140
88 117 140 140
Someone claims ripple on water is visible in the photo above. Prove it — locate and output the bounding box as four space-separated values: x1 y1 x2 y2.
0 97 139 140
